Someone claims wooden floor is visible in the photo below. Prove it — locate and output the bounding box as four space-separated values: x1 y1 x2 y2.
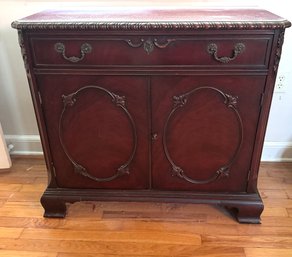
0 157 291 257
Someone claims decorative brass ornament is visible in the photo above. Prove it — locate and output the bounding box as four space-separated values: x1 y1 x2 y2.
143 39 155 54
126 38 175 54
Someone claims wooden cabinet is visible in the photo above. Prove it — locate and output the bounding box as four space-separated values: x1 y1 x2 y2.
12 8 290 223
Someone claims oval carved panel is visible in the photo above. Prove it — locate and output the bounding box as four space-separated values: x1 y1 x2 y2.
59 85 137 182
163 86 243 184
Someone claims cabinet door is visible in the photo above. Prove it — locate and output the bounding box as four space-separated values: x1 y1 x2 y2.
37 75 150 189
151 76 265 192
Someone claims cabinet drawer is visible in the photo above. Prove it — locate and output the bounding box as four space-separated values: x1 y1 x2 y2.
30 35 272 68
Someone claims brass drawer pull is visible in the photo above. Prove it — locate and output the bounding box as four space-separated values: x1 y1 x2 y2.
207 43 245 63
54 42 92 63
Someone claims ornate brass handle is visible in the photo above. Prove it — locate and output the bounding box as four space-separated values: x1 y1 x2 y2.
207 43 245 63
54 42 92 63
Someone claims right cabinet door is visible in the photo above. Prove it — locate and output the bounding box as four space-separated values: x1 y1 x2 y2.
151 75 266 192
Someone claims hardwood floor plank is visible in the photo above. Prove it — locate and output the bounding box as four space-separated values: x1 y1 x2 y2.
0 238 202 255
267 166 292 178
261 207 289 217
97 201 213 215
57 246 246 257
58 254 164 257
245 248 292 257
260 216 292 227
20 228 201 245
236 225 292 236
0 167 46 178
259 189 288 199
7 192 43 202
0 217 251 234
0 227 23 238
0 177 36 184
0 217 64 229
0 200 5 207
258 169 269 178
0 191 14 200
102 210 206 221
261 162 292 171
0 250 57 257
66 202 103 219
202 235 292 248
0 183 22 192
285 190 292 199
34 177 48 184
263 198 292 208
258 177 287 190
0 202 44 218
19 184 47 192
0 210 291 237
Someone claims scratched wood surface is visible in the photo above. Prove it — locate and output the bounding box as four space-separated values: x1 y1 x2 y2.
0 156 291 257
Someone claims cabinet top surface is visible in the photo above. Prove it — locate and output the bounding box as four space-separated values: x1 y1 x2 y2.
12 7 291 30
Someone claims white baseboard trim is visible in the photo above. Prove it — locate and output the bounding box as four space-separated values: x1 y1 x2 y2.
261 141 292 162
3 135 292 161
4 134 43 155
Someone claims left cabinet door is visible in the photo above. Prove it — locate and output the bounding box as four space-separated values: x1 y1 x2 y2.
36 75 150 189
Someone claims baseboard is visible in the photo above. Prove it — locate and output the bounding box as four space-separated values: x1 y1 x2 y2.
4 135 292 161
261 141 292 162
4 134 43 155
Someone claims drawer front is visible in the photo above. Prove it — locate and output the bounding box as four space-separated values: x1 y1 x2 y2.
30 35 272 68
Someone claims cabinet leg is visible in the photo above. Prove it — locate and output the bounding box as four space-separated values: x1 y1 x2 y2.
223 202 264 224
40 194 67 218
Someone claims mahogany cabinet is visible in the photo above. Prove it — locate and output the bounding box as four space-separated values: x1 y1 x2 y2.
12 8 290 223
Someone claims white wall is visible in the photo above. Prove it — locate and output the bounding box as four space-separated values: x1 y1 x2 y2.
0 0 292 160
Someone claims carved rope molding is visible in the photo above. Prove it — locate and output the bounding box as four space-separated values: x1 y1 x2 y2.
163 86 243 185
59 85 137 182
274 30 285 74
12 21 291 30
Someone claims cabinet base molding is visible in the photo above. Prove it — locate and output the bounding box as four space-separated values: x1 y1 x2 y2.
41 188 264 224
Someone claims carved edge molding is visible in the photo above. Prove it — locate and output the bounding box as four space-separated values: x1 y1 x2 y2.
59 85 137 182
17 30 31 79
163 86 243 185
273 30 285 74
11 20 291 30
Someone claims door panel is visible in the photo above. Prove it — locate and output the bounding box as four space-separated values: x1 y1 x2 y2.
151 76 265 192
37 75 149 189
